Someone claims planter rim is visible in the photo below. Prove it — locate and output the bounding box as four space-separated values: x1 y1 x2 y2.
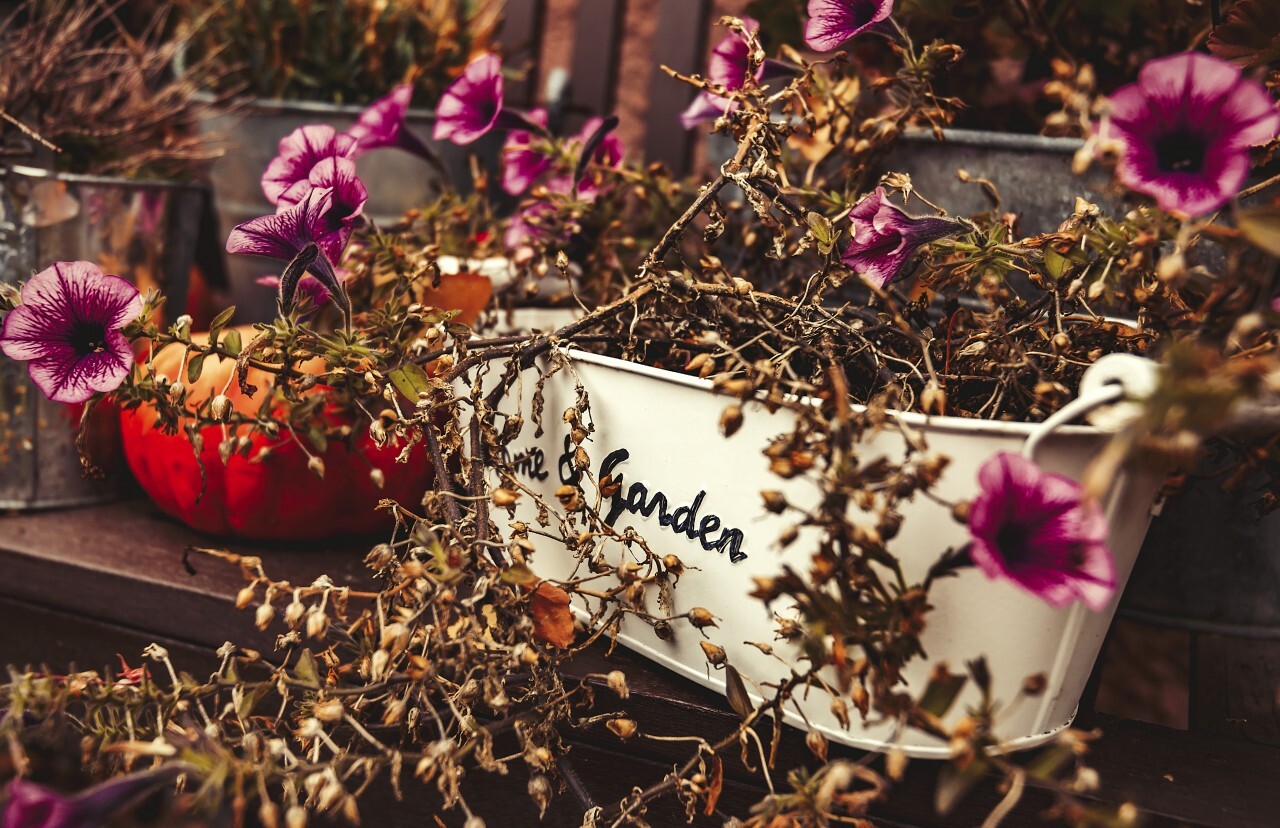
558 347 1106 439
193 90 439 122
0 163 209 193
900 127 1085 155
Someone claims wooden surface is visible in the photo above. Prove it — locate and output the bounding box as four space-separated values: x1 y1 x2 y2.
2 500 1278 827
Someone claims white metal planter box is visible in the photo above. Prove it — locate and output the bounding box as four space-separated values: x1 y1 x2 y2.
471 348 1162 757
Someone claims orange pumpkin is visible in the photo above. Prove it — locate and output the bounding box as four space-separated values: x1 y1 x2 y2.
119 272 491 540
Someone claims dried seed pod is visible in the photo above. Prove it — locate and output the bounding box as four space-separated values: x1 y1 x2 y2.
210 394 232 422
235 585 256 609
306 456 325 480
606 718 638 741
761 490 787 513
688 607 718 629
806 730 829 761
720 404 743 437
313 698 344 722
368 469 385 489
254 603 275 630
830 697 850 728
606 670 630 699
492 488 520 507
699 640 727 666
285 805 307 828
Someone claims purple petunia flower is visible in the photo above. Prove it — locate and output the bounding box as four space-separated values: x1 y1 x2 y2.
804 0 895 53
432 54 545 146
341 83 437 164
1106 52 1280 216
840 187 960 287
968 452 1116 611
0 261 142 404
226 188 350 318
2 767 182 828
276 157 369 231
260 125 357 205
680 18 800 129
502 108 552 195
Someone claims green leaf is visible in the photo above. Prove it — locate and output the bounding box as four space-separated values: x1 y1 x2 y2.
293 649 320 686
918 667 967 718
1237 206 1280 257
222 329 242 357
724 663 753 721
936 759 988 815
806 211 836 254
186 353 206 384
1042 248 1071 280
388 362 432 399
307 427 328 454
208 305 236 345
235 683 271 721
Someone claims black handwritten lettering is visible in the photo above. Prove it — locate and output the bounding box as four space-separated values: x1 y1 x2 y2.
500 446 549 481
597 447 748 563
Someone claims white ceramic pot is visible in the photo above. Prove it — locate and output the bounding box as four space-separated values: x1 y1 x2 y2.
466 348 1163 757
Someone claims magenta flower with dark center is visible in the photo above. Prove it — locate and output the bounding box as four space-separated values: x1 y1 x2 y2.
342 83 438 165
1107 52 1280 216
2 767 183 828
502 108 552 195
226 188 350 319
680 18 800 129
0 261 142 404
433 54 546 146
276 157 369 236
260 125 357 205
840 187 960 287
804 0 895 53
968 452 1116 611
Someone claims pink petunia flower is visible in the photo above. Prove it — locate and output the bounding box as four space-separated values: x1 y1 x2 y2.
804 0 895 53
502 109 552 195
0 261 142 404
840 187 960 287
1106 52 1280 216
260 125 357 205
276 157 369 236
433 54 546 146
342 83 437 165
968 452 1117 612
680 18 800 129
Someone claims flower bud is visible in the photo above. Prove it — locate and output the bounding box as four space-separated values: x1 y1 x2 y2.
806 730 828 761
169 381 186 404
284 599 305 626
368 468 385 489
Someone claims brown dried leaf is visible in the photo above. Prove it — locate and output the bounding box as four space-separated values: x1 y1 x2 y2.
529 581 575 649
704 756 724 816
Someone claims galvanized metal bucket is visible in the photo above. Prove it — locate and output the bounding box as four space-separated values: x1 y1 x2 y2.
878 128 1117 234
0 165 204 509
199 97 502 322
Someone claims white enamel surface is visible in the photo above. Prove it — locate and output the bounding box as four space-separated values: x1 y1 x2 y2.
467 348 1162 758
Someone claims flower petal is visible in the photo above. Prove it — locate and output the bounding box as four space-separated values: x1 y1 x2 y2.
804 0 893 53
261 125 356 204
344 84 414 154
28 336 132 404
